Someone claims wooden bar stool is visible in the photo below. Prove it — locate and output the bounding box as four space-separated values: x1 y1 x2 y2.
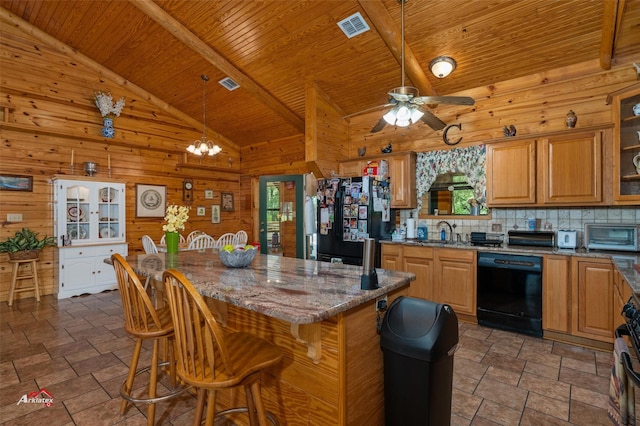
8 258 40 306
163 269 283 426
111 254 190 426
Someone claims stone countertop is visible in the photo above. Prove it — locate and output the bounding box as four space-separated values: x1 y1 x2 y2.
114 251 415 325
381 239 632 259
381 239 640 294
612 255 640 294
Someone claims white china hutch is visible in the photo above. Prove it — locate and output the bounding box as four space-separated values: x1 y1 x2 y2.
52 176 128 299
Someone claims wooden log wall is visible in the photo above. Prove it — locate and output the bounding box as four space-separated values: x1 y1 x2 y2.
346 60 640 156
0 22 244 301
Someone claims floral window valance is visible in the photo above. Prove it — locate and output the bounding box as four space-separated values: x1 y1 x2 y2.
415 145 486 211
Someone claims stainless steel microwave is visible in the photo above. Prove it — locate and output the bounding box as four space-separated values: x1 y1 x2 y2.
584 223 640 252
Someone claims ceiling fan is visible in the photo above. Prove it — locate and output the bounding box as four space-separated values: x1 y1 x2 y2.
352 0 475 133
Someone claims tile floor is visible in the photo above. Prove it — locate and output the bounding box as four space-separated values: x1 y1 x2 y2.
0 291 631 425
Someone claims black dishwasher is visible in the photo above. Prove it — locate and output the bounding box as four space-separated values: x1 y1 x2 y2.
477 252 543 337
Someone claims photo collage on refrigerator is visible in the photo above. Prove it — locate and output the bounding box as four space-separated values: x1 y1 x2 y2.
316 161 391 241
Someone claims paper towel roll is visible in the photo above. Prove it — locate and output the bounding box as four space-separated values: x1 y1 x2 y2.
406 218 416 239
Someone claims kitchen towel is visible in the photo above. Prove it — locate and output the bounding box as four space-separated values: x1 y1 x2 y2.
608 337 636 426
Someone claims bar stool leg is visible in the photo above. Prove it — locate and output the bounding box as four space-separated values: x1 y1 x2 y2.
31 260 40 302
8 262 19 306
121 339 143 414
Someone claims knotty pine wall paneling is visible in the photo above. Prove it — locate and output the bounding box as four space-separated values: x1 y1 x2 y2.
347 60 639 157
0 23 243 302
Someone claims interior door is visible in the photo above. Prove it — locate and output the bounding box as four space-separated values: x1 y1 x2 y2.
259 175 305 258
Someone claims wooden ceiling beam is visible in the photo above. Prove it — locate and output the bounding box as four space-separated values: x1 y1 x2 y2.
0 6 238 152
599 0 625 70
130 0 305 134
358 0 437 97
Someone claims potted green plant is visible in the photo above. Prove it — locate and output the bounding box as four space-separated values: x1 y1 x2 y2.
0 228 56 260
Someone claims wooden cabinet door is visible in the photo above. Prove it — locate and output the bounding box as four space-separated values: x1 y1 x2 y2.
538 131 603 204
388 153 417 209
380 244 402 271
339 160 365 177
571 258 614 343
611 82 640 204
486 139 536 205
402 246 434 300
434 249 476 316
542 255 570 333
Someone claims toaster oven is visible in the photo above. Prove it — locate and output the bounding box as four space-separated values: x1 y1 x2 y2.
584 223 640 252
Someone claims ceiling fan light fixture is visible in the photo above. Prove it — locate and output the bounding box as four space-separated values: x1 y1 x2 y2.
187 74 222 157
383 108 398 125
410 107 424 123
430 56 457 78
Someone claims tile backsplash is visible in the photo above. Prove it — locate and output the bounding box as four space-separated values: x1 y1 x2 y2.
401 207 639 247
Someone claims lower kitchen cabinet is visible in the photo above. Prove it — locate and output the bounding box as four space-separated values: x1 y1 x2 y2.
434 248 476 316
613 268 632 331
571 257 614 343
380 244 402 271
55 243 128 299
402 246 434 300
542 255 570 333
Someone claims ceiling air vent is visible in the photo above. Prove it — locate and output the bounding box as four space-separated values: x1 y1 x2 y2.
337 12 370 38
219 77 240 91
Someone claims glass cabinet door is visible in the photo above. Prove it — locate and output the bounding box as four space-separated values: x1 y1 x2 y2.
65 184 91 242
97 184 122 240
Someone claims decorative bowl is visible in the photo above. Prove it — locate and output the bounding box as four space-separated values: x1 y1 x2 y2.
219 248 257 268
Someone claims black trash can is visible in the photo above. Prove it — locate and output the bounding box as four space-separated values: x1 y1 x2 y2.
380 296 458 426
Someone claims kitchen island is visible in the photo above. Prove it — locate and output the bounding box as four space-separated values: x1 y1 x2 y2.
117 250 415 425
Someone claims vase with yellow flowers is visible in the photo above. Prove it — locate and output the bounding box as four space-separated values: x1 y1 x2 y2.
162 205 190 254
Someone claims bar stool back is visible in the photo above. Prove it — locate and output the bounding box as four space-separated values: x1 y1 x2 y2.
163 269 283 425
111 254 188 425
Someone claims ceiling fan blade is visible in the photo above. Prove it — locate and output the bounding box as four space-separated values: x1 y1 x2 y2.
370 117 387 133
419 109 447 131
342 103 394 119
412 96 475 106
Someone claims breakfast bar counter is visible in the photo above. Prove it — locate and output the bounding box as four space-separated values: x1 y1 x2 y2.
116 250 415 425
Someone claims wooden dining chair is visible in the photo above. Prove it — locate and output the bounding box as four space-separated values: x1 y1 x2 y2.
111 254 188 425
187 234 216 250
142 235 159 254
160 233 186 245
215 232 238 248
163 269 283 426
235 230 248 246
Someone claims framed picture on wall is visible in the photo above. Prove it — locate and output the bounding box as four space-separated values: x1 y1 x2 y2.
136 184 166 218
196 206 206 216
0 174 33 191
211 205 221 223
221 192 234 211
204 190 214 199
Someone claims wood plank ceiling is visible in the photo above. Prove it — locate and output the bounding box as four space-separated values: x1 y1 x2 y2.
1 0 639 147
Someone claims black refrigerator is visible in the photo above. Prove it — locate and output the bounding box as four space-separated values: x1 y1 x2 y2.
316 176 396 266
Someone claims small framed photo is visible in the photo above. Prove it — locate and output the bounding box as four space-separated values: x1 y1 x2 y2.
0 174 33 191
211 205 221 223
136 184 166 218
221 192 234 211
204 190 214 199
196 206 206 216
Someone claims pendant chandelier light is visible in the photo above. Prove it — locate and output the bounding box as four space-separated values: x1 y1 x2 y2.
382 0 424 128
187 75 222 156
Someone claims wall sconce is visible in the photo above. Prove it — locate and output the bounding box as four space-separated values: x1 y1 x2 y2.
429 56 457 78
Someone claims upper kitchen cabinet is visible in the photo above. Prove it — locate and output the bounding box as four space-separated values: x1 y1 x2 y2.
339 152 416 209
537 131 604 204
486 139 536 205
609 82 640 204
486 128 610 207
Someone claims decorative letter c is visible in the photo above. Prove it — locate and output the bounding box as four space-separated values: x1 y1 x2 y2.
443 123 462 146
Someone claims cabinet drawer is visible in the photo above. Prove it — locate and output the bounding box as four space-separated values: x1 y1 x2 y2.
436 248 475 262
403 246 433 259
60 246 102 258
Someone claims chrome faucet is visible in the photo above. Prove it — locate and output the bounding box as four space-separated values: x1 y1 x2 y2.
436 220 454 242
